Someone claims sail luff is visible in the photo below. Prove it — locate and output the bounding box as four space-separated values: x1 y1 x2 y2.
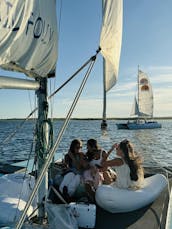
130 96 139 116
100 0 123 91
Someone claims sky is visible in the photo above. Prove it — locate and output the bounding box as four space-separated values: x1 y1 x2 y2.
0 0 172 119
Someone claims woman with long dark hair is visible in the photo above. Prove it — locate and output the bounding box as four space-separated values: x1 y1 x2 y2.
59 139 88 200
65 139 88 174
102 139 144 189
85 139 116 185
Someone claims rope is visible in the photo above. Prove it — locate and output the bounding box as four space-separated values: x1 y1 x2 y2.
37 119 54 157
16 53 98 229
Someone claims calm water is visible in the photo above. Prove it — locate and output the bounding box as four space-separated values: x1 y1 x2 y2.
0 119 172 167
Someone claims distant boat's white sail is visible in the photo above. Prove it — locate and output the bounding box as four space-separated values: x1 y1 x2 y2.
100 0 123 91
138 70 153 117
130 95 148 117
130 96 139 116
0 0 58 78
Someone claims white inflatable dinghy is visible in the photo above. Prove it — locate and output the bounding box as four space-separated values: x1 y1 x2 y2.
0 173 36 224
95 174 167 213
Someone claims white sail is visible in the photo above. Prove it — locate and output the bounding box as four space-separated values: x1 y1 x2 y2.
138 70 153 117
130 96 139 116
0 0 58 78
100 0 123 91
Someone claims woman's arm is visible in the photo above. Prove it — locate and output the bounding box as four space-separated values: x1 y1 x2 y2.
66 151 80 170
102 158 124 168
102 143 118 161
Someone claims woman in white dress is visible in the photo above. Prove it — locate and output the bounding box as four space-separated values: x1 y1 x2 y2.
102 139 144 189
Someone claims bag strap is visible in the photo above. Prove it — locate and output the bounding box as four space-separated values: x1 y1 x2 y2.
50 185 68 204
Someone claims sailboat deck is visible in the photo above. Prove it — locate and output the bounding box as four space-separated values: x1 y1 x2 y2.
91 168 172 229
0 164 171 229
0 162 26 174
95 182 170 229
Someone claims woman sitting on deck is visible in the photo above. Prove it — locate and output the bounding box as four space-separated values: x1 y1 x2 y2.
59 139 88 200
82 139 116 201
102 139 144 189
86 138 116 185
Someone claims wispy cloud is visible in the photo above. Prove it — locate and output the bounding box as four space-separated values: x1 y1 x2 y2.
147 66 172 72
150 74 172 84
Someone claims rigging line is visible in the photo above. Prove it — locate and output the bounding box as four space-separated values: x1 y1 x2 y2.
49 79 54 120
0 107 37 146
27 90 33 112
0 52 100 147
48 56 95 99
15 54 98 229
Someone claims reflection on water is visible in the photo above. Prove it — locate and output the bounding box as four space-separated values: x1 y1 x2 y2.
99 129 111 142
0 119 171 167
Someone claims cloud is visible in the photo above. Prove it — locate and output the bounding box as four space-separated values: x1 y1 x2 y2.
147 66 172 72
150 74 172 84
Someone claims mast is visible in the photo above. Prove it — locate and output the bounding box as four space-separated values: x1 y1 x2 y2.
36 77 49 221
101 57 107 129
101 0 107 130
137 65 140 121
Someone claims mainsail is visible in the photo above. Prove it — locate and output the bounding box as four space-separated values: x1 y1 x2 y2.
100 0 123 91
130 70 153 118
0 0 58 78
138 70 153 117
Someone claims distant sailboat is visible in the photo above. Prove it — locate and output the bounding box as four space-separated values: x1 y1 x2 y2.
116 68 162 129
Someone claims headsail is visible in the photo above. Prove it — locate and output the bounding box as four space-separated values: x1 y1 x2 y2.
100 0 123 91
130 96 149 117
0 0 58 78
138 70 153 117
130 96 139 116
